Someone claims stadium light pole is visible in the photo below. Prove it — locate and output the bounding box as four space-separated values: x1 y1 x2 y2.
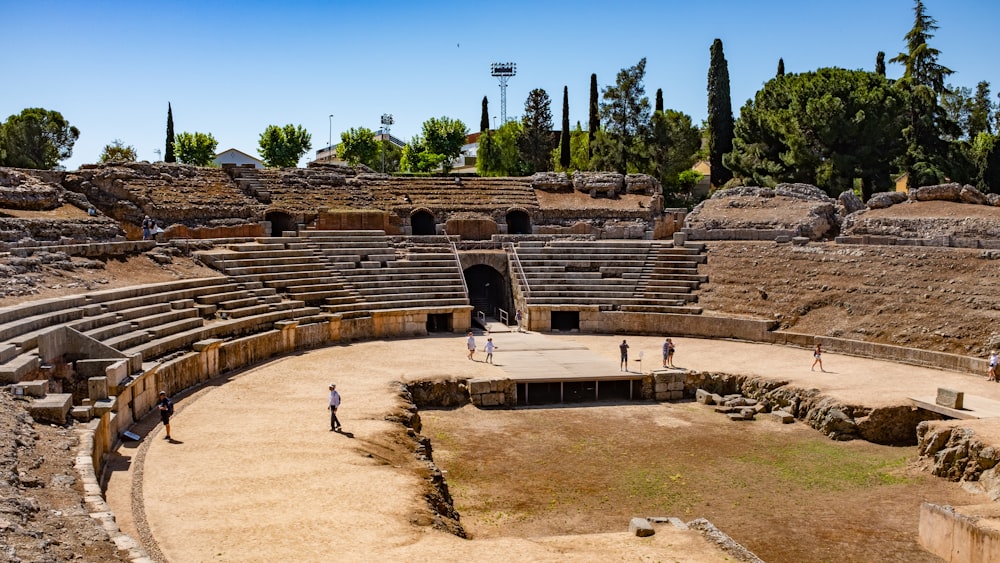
490 62 517 124
380 113 394 173
328 114 334 162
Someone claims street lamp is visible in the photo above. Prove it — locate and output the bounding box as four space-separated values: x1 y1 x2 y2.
380 113 394 173
328 114 334 163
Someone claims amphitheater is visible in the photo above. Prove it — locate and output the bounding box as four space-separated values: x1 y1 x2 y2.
2 162 1000 561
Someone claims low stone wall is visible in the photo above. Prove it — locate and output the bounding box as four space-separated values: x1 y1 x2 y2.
469 378 516 407
919 503 1000 562
161 223 265 241
648 370 686 401
836 234 1000 249
773 331 987 374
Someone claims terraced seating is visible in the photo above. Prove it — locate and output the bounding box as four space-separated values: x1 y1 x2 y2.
510 240 706 315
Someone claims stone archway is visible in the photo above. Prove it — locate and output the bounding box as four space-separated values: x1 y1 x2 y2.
410 209 436 235
265 210 297 236
463 264 507 321
506 208 532 235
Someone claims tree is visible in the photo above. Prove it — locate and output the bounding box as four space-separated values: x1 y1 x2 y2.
599 58 651 174
890 0 958 188
969 81 994 137
258 124 311 168
173 132 218 166
777 58 785 77
477 121 528 176
165 103 176 163
972 132 1000 193
480 96 490 132
422 116 468 172
725 68 906 199
648 109 701 198
655 88 664 113
588 73 599 159
941 85 973 140
337 127 379 168
707 39 735 188
98 139 138 164
0 108 79 170
559 86 570 169
520 88 555 173
875 51 886 77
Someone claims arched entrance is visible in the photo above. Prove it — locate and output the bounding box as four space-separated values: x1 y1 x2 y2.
410 209 436 235
463 264 507 322
266 211 296 236
506 209 532 235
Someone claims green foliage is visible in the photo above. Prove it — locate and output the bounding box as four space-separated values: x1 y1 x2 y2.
337 127 379 167
969 81 994 137
421 116 468 162
707 39 735 188
649 109 701 195
776 58 785 77
520 88 555 173
738 442 911 491
600 58 651 174
480 96 490 133
559 86 570 170
165 103 176 163
588 73 599 158
875 51 886 77
258 124 311 168
972 132 1000 193
890 0 952 94
553 122 591 173
98 139 138 164
476 121 528 176
725 68 905 198
173 131 218 166
400 135 448 173
376 140 402 173
654 88 664 113
0 108 80 170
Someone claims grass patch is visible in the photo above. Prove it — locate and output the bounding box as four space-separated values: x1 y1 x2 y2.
737 441 912 491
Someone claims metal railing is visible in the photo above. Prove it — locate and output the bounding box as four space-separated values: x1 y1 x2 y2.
504 242 530 297
449 237 469 299
476 310 486 325
498 307 509 326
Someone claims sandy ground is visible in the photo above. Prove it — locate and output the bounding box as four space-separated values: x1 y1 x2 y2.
104 332 1000 562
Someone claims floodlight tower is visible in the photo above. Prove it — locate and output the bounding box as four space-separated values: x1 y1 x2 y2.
490 62 517 125
380 113 394 173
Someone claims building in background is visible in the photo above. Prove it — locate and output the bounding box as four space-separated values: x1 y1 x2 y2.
214 148 263 169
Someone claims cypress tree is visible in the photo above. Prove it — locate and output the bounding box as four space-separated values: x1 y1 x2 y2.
165 102 176 163
875 51 886 77
560 86 570 169
707 38 734 188
777 58 785 77
588 73 599 159
655 88 664 113
480 96 490 132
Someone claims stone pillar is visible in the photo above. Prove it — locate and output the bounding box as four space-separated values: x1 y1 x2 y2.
88 376 109 402
193 338 224 380
276 321 299 353
326 315 342 343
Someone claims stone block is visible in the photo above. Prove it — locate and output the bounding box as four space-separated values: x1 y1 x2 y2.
655 383 670 393
792 237 810 246
711 393 725 405
93 398 116 416
171 299 195 309
767 410 794 424
936 388 964 410
29 393 72 424
88 376 109 402
727 412 751 421
469 379 491 395
480 393 500 407
629 517 655 537
670 391 683 400
71 406 93 421
12 379 48 398
668 381 684 391
714 406 736 414
695 389 715 405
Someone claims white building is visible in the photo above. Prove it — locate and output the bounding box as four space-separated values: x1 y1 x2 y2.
214 148 263 169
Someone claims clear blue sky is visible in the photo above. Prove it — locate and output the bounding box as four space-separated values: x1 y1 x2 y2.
3 0 996 170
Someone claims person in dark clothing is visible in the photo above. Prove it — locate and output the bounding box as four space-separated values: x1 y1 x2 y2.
158 391 174 440
620 339 629 371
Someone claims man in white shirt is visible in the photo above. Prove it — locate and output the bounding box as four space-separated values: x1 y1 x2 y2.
328 383 342 432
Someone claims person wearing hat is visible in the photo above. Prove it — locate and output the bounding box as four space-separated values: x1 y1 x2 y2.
157 391 174 440
328 383 342 432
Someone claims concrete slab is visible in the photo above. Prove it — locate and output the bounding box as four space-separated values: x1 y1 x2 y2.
911 394 1000 419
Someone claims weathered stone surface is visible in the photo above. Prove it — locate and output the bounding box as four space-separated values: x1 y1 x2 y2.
767 410 794 424
572 172 624 198
839 190 865 215
0 169 62 210
629 517 655 537
624 174 660 195
529 172 572 192
695 388 715 404
912 183 963 202
960 185 989 205
683 184 839 241
935 388 964 410
866 191 908 209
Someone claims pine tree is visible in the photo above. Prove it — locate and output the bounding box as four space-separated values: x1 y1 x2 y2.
875 51 886 77
480 96 490 132
588 73 599 159
655 88 664 113
165 103 176 163
560 86 570 169
969 81 993 137
707 38 734 188
777 58 785 77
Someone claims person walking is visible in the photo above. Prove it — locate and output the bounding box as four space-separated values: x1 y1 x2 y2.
141 215 153 240
515 309 523 332
466 331 476 361
484 337 497 364
620 339 629 371
666 338 676 368
157 391 174 440
811 343 824 372
328 383 342 432
662 338 670 368
988 351 999 382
